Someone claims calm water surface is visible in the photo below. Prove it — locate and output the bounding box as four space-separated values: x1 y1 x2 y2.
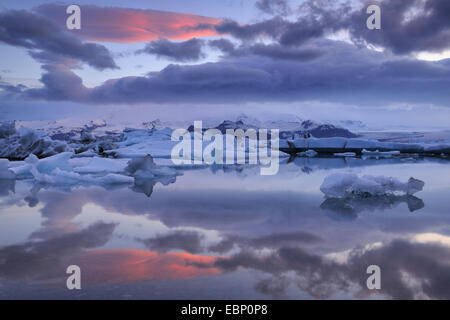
1 157 450 299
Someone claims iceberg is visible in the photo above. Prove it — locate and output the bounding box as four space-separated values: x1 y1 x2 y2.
334 152 356 157
297 150 318 157
0 121 16 138
0 126 71 160
280 136 450 156
124 155 179 178
0 159 15 180
361 149 400 158
74 157 127 174
320 173 425 198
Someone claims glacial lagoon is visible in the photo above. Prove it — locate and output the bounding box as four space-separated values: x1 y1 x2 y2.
1 157 450 299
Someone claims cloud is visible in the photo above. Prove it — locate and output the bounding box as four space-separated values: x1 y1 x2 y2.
209 39 324 61
209 38 236 54
216 0 450 55
73 249 220 285
209 231 322 254
0 10 117 70
0 77 27 95
24 64 89 101
215 238 450 299
17 39 450 106
256 0 291 16
34 4 221 43
0 221 220 286
0 222 116 281
215 17 287 42
137 38 205 62
246 43 324 61
139 230 205 253
348 0 450 54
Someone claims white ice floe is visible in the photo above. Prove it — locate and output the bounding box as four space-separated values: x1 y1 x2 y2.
361 149 400 157
73 157 128 174
106 128 175 159
334 152 356 157
7 152 132 185
320 173 425 198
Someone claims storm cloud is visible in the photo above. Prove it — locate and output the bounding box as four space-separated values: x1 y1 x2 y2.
216 0 450 54
0 10 117 70
215 238 450 299
16 39 450 106
256 0 291 16
137 38 205 62
140 230 205 254
2 0 450 106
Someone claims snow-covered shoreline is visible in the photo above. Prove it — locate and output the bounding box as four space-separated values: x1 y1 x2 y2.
1 119 449 189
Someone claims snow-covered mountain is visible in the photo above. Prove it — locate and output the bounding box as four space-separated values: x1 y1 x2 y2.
188 114 358 138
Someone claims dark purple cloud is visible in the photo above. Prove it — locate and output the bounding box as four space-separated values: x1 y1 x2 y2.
137 38 205 62
216 0 450 54
0 10 117 70
208 38 236 54
349 0 450 54
215 238 450 299
25 64 89 101
13 39 450 106
139 230 205 254
209 39 324 61
1 1 450 107
215 17 287 42
256 0 291 16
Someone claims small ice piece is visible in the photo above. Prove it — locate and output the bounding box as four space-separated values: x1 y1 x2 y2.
406 177 425 195
297 149 318 157
0 159 15 179
361 149 400 157
320 173 424 198
334 152 356 157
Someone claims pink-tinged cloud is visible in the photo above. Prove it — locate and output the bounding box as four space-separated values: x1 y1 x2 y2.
70 248 221 285
35 4 221 43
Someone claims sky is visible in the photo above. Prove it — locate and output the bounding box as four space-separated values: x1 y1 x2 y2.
0 0 450 130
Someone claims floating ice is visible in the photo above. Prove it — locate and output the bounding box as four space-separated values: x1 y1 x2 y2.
361 149 400 157
297 150 318 157
125 155 178 178
334 152 356 157
0 159 15 179
320 173 425 198
0 121 16 138
0 126 71 160
74 157 127 174
279 137 450 155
